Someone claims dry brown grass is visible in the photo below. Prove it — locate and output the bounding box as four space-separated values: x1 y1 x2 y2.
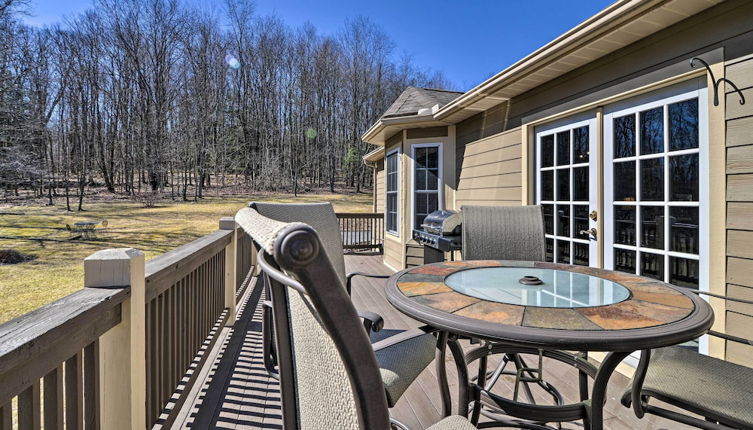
0 193 371 323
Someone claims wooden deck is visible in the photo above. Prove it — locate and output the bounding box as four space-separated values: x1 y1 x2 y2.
173 254 694 429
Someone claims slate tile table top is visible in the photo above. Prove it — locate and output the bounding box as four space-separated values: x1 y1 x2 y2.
387 260 714 352
387 260 715 430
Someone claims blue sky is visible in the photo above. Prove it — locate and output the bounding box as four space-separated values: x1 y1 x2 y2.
24 0 613 91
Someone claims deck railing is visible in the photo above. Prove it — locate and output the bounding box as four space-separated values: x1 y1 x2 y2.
0 217 256 430
0 210 377 429
336 212 384 252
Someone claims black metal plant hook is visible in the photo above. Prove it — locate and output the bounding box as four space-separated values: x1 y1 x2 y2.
690 57 746 107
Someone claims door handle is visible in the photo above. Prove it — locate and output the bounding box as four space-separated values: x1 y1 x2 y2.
579 228 597 240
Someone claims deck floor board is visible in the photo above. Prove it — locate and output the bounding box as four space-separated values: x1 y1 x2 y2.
174 254 695 429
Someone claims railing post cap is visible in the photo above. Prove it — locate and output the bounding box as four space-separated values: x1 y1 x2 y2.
219 217 237 230
85 248 143 261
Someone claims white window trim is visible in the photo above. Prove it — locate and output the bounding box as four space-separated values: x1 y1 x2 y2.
385 147 401 237
410 143 444 231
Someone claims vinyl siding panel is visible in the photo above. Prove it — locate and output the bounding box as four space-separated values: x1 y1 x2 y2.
455 128 523 207
383 237 402 270
406 126 447 139
375 165 385 214
725 55 753 367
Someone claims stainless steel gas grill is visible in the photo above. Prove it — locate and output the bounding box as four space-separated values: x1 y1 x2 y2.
412 209 462 264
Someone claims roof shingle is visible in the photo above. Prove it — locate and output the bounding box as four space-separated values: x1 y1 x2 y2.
382 87 462 119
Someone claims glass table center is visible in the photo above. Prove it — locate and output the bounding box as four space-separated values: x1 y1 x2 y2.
444 267 630 308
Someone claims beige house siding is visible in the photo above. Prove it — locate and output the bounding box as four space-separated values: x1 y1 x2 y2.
455 127 523 208
725 54 753 367
374 160 385 213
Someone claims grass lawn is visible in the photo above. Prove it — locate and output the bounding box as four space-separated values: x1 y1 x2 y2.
0 192 371 324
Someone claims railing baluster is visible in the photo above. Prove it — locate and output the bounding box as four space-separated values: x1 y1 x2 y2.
0 401 12 430
43 365 64 430
18 381 40 430
64 352 84 430
149 299 159 425
83 341 99 430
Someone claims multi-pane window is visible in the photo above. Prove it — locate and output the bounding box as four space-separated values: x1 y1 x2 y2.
413 145 441 228
609 97 702 290
538 124 592 266
386 149 399 235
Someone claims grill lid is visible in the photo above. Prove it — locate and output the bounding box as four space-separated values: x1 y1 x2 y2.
421 209 462 235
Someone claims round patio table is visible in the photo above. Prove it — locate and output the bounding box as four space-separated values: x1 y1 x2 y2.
386 260 714 430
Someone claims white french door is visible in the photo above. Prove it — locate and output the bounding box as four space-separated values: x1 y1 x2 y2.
603 84 709 352
535 117 599 267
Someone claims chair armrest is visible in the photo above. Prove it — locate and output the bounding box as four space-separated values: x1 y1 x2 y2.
357 309 384 333
346 271 390 294
371 326 437 351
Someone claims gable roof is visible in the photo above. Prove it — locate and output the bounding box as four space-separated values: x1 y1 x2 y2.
382 87 462 119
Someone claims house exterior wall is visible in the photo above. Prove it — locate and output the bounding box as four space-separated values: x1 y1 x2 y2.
724 54 753 367
455 126 523 208
371 0 753 366
374 159 385 213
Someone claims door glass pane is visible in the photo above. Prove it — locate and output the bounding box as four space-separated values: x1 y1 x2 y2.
573 243 589 266
557 205 570 237
573 126 589 163
640 206 665 250
640 107 664 155
573 167 588 201
640 158 664 201
545 238 554 262
669 257 699 288
614 114 636 158
543 204 554 235
640 252 664 280
669 98 698 151
556 131 570 166
541 170 553 201
557 240 570 264
614 248 636 274
670 207 699 254
669 153 698 201
573 205 589 240
614 206 636 246
613 161 635 201
541 135 554 167
557 169 569 201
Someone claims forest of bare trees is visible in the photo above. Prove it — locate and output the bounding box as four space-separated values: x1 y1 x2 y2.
0 0 450 209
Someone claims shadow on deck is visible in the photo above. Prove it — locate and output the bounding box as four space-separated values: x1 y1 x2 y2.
173 254 693 429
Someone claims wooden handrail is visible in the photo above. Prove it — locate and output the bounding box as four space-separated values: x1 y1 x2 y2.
0 286 128 426
145 229 232 302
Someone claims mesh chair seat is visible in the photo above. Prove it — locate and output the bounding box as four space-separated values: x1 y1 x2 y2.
370 329 437 407
426 415 476 430
624 346 753 428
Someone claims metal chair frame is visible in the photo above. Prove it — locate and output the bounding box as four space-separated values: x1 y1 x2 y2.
622 289 753 430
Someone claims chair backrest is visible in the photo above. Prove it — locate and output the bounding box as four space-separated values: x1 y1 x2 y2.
461 205 546 261
250 202 347 286
235 207 390 430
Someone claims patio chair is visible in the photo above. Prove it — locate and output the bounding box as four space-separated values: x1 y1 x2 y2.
248 202 438 410
621 290 753 430
461 205 569 419
234 207 474 429
461 205 546 261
